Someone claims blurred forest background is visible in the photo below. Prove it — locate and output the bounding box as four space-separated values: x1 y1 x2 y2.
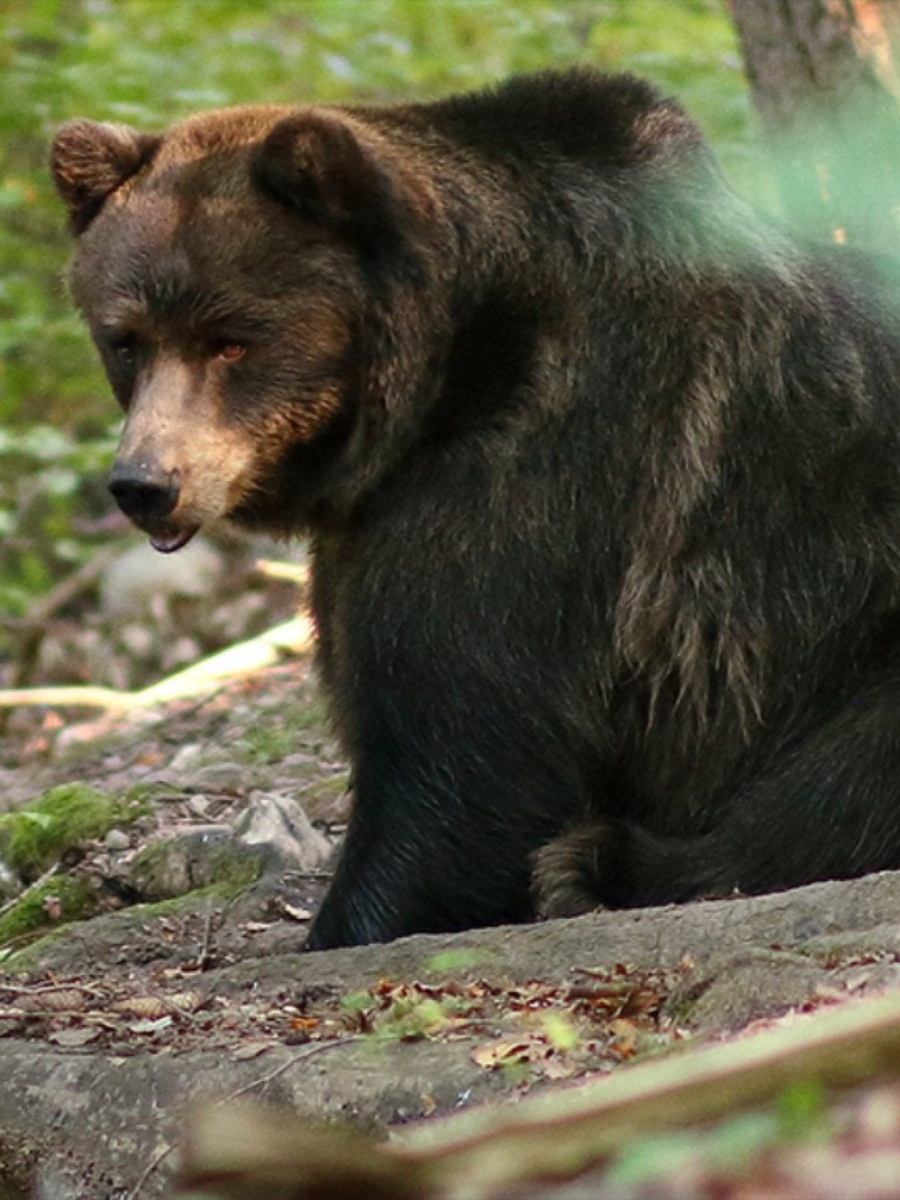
4 0 898 691
0 0 752 643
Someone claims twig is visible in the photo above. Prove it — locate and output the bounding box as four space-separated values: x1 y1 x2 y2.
0 980 106 998
127 1141 176 1200
195 900 216 970
226 1037 360 1102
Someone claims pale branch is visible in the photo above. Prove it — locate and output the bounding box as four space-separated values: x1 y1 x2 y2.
0 616 313 713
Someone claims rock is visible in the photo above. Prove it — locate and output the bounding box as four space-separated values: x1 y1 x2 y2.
233 792 331 872
292 772 352 823
668 947 825 1033
168 744 203 773
103 828 131 852
8 870 900 1196
187 794 212 818
129 826 261 899
182 762 248 794
100 537 225 616
0 858 19 900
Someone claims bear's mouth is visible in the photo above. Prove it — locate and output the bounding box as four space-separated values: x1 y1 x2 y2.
148 522 200 554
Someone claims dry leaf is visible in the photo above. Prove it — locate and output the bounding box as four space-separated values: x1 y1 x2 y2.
170 991 205 1013
113 997 169 1019
232 1039 274 1061
17 989 86 1014
127 1016 174 1034
47 1026 101 1047
279 903 312 922
289 1016 319 1032
542 1058 576 1081
472 1039 531 1069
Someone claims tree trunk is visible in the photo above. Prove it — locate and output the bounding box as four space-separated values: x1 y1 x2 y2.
731 0 900 251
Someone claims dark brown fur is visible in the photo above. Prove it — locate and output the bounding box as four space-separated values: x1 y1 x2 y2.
51 70 900 948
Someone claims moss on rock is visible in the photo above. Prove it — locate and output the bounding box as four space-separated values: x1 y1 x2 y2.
130 831 262 901
0 784 148 880
0 874 99 949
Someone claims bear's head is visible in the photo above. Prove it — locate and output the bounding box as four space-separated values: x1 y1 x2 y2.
51 108 442 550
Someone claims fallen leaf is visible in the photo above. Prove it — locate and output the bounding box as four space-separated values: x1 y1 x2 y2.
127 1016 174 1034
170 991 205 1013
472 1039 531 1069
48 1026 101 1047
113 997 170 1019
279 903 312 922
17 989 86 1014
233 1039 274 1061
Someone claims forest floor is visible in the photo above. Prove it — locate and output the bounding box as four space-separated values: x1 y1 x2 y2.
4 541 900 1198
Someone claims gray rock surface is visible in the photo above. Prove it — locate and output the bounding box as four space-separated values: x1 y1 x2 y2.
4 869 900 1196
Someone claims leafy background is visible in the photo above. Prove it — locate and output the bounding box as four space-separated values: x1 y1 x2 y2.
0 0 755 628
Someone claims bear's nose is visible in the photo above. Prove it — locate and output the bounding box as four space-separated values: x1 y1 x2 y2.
109 459 181 527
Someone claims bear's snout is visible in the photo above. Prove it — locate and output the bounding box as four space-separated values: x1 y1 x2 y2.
109 457 181 525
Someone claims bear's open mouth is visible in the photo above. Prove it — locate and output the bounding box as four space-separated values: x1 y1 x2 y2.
148 523 200 554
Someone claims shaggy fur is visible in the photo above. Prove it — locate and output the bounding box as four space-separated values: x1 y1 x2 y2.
52 69 900 949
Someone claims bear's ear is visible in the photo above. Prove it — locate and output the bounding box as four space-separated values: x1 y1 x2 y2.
51 119 161 235
251 112 402 245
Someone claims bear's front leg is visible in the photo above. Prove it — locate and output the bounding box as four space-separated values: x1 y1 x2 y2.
305 728 571 949
305 506 598 949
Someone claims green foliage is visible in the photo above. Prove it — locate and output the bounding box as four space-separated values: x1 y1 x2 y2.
0 0 751 620
0 873 99 949
606 1081 832 1189
540 1010 581 1053
777 1078 828 1142
424 946 492 973
236 699 331 764
0 782 147 877
339 984 466 1042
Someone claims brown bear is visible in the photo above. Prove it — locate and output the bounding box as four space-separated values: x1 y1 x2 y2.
51 69 900 950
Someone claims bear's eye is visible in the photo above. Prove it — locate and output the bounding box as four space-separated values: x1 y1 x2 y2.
211 340 246 363
106 333 140 368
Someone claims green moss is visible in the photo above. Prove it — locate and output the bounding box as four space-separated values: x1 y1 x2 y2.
130 835 262 901
93 882 255 932
306 772 351 798
0 881 253 971
206 847 260 892
423 947 493 974
123 781 180 809
128 840 169 888
0 783 147 879
664 994 700 1028
0 875 98 947
135 879 256 912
